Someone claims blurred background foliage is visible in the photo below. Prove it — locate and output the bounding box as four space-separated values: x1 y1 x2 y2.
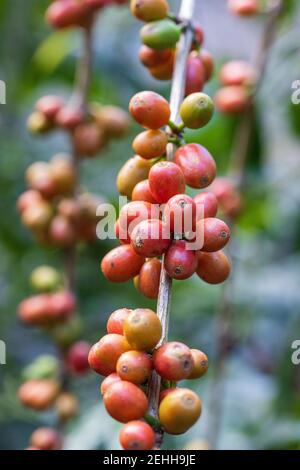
0 0 300 450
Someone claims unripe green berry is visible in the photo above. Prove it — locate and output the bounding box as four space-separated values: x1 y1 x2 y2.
180 92 214 129
22 355 60 381
140 19 181 50
30 265 62 292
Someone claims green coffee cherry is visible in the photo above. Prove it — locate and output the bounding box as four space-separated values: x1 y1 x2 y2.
30 265 62 292
22 355 60 381
180 92 214 129
50 315 82 348
140 19 181 50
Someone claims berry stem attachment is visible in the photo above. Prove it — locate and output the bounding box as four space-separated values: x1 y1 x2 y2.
147 0 196 448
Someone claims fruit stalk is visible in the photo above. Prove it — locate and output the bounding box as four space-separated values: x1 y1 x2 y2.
147 0 196 445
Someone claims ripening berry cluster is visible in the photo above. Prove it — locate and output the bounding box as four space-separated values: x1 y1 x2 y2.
89 307 208 449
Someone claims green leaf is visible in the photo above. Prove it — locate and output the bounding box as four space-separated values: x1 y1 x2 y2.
32 30 78 74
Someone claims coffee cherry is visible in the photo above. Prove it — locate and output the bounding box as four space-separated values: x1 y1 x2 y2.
165 240 198 280
100 373 122 395
131 0 169 22
55 105 85 129
153 342 193 381
117 155 153 198
196 217 230 252
22 355 59 381
215 85 249 114
49 154 77 194
119 421 155 450
17 190 43 213
219 60 257 87
129 91 171 129
88 334 130 376
164 194 196 234
193 24 204 47
185 52 206 96
117 350 152 384
149 53 174 80
188 349 209 379
136 258 161 299
101 245 145 282
58 198 81 222
30 265 62 292
92 105 130 138
29 427 62 450
133 130 167 159
180 92 214 129
139 45 173 68
194 191 218 220
18 379 60 410
107 308 133 335
18 294 52 325
159 387 177 404
35 95 64 121
124 308 162 351
199 49 214 81
174 144 216 189
196 250 231 284
131 219 171 258
228 0 259 16
46 0 92 29
66 341 91 374
149 161 185 203
159 388 201 434
73 123 104 156
209 177 242 219
55 392 79 422
27 111 52 134
50 290 76 321
25 161 57 199
49 215 76 247
141 19 181 50
119 201 159 235
50 315 82 348
132 179 158 203
115 219 131 245
103 381 148 422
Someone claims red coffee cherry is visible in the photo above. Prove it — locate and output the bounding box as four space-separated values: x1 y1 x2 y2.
159 387 177 404
92 105 130 138
164 194 196 234
153 341 193 381
46 0 92 29
73 123 104 157
132 179 158 203
117 350 152 384
139 45 173 68
88 334 130 376
107 308 133 335
136 258 161 299
130 219 171 258
174 144 216 189
49 215 76 247
196 250 231 284
124 308 162 351
18 379 60 410
194 191 218 220
100 373 122 395
18 294 52 325
228 0 259 16
17 190 43 214
215 85 249 114
119 201 159 235
103 381 148 423
165 240 198 280
133 129 167 159
199 49 214 81
119 420 155 450
159 388 202 434
65 341 91 375
180 92 214 129
193 23 204 47
209 177 242 219
35 95 64 121
49 290 76 321
29 427 62 451
149 161 186 203
101 245 145 282
188 349 209 379
219 60 257 87
129 91 171 129
196 217 230 252
130 0 169 22
149 53 174 80
185 52 206 96
55 105 85 129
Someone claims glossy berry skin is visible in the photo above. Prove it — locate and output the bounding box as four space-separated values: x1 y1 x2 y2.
197 218 230 252
188 349 209 379
132 179 158 203
136 258 161 299
164 194 196 234
194 191 218 220
35 95 64 121
196 250 231 284
131 219 171 258
117 155 153 198
101 245 145 282
180 92 214 129
100 373 122 395
65 341 91 375
159 387 177 404
219 60 257 87
120 421 155 450
185 52 206 96
88 334 130 376
18 379 60 410
165 240 198 280
228 0 259 16
129 91 170 129
174 144 216 189
199 49 214 81
30 428 62 451
124 308 162 351
139 45 173 68
149 161 186 203
130 0 169 22
107 308 132 335
159 388 202 434
103 381 148 423
117 350 152 384
215 85 249 114
141 19 181 50
153 342 193 381
119 201 159 234
149 53 174 80
133 129 167 159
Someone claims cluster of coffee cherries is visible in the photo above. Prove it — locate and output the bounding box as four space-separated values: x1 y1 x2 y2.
215 60 257 115
89 307 208 449
46 0 128 30
131 0 214 90
228 0 260 16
